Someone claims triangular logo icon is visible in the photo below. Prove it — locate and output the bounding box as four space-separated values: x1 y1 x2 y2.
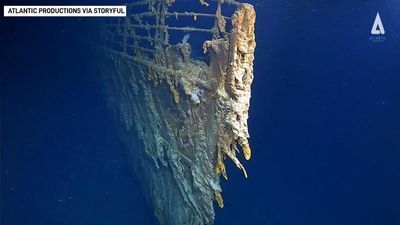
371 12 385 35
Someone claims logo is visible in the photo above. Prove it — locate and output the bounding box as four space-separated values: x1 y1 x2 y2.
371 12 385 35
370 12 386 42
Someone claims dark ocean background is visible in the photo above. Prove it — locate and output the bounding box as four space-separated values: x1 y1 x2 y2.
1 1 400 225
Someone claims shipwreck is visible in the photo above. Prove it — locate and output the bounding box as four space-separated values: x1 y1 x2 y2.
98 0 256 224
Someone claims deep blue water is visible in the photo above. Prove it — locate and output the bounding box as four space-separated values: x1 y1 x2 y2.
1 1 400 225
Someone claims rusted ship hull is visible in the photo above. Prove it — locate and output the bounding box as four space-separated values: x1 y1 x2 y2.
98 1 256 224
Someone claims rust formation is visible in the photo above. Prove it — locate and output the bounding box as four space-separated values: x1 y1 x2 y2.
98 1 256 224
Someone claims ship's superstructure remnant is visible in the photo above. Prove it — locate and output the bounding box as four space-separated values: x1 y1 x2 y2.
99 0 256 224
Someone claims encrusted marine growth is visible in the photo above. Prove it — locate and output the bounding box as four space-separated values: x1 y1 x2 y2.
99 1 256 225
204 3 256 181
